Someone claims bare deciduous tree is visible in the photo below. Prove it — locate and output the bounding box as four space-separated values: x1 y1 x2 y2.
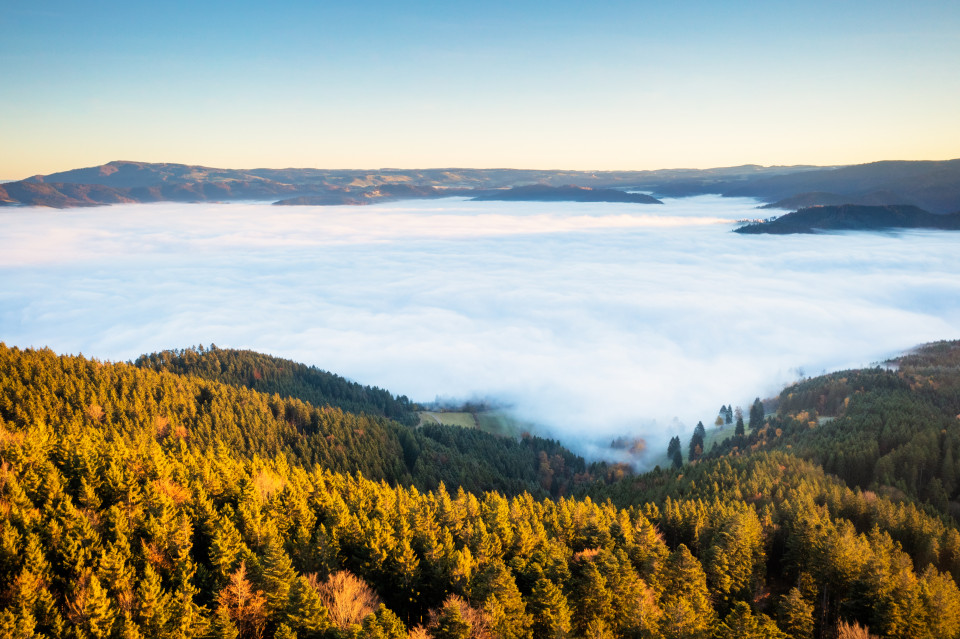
311 570 381 629
837 620 879 639
407 626 431 639
217 561 267 639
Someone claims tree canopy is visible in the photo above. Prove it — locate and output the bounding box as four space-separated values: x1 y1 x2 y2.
3 340 960 638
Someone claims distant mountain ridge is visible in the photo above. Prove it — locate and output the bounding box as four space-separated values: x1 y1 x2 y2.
727 159 960 214
2 158 958 211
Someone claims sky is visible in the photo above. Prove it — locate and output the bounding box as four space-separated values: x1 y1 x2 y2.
1 0 959 179
3 196 959 463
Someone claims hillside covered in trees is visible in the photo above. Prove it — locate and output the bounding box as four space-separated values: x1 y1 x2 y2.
133 346 421 428
2 341 960 638
734 205 960 234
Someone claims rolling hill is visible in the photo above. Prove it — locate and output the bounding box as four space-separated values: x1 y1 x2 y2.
2 340 960 637
12 158 958 211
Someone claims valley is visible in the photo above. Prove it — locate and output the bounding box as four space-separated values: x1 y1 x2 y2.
3 339 960 638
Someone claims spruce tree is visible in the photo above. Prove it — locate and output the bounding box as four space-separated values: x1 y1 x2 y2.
778 588 814 639
529 577 572 639
667 436 683 468
749 398 765 431
285 576 329 637
432 598 471 639
260 533 297 616
689 422 706 462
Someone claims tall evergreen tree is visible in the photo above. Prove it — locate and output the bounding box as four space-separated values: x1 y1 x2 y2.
528 577 572 639
430 597 473 639
778 587 814 639
749 398 765 432
285 576 329 638
689 422 706 462
716 602 787 639
260 534 297 616
667 437 683 468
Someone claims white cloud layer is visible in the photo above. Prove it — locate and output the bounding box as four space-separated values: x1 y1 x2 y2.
2 196 959 459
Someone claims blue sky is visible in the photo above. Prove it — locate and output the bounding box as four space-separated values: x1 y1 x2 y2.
1 0 958 177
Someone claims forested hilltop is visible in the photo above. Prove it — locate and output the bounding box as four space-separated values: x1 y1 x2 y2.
734 205 960 234
3 342 960 638
133 346 421 428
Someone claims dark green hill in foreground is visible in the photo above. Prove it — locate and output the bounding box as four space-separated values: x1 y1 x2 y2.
134 345 421 427
703 340 960 520
3 341 960 637
735 204 960 234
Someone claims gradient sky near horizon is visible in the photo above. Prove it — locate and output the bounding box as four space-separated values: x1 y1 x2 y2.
1 0 958 179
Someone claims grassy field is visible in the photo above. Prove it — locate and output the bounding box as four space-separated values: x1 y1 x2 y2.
417 410 531 437
418 411 478 428
704 422 736 451
476 412 528 437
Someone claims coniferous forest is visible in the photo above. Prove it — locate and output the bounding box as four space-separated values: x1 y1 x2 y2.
3 341 960 639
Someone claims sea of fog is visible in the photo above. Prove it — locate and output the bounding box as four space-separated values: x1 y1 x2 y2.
2 195 959 459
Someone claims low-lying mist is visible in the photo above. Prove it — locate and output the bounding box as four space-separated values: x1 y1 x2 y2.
2 196 958 461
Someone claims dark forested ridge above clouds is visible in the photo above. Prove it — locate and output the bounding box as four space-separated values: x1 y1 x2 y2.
726 159 960 214
6 158 957 211
735 204 960 234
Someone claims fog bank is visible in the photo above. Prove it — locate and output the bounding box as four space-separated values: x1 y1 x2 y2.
2 196 958 457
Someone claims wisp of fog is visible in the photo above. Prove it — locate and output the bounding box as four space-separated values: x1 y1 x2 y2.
2 196 959 458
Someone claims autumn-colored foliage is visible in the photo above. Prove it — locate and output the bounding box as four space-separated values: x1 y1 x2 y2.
2 341 960 638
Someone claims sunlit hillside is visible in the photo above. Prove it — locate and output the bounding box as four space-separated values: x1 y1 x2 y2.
3 341 960 637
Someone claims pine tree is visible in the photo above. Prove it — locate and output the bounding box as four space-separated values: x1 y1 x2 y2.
209 516 247 581
583 618 614 639
362 605 407 639
211 605 241 639
81 573 117 639
660 545 715 639
136 563 171 638
573 561 614 636
118 612 145 639
778 587 814 639
285 575 329 638
704 510 764 609
529 577 572 639
472 560 532 639
749 398 764 432
260 534 297 616
431 597 472 639
667 437 683 468
716 602 787 639
273 624 298 639
689 422 706 462
0 608 36 639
